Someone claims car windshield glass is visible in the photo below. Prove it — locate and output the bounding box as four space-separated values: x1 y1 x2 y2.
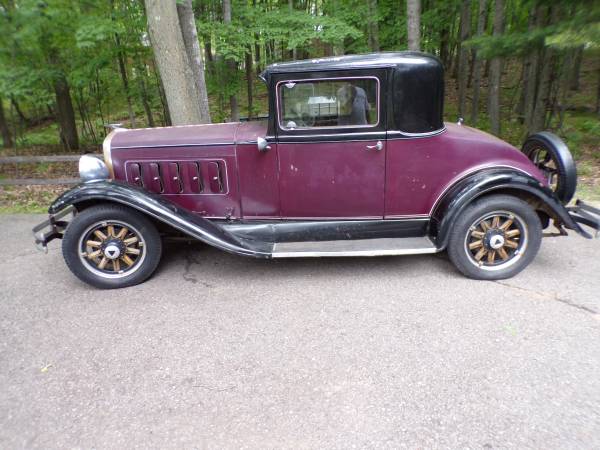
278 78 378 130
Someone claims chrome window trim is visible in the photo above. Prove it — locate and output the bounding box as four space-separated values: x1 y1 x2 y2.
387 127 446 139
276 76 381 132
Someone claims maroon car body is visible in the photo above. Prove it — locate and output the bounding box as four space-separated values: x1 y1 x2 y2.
107 120 543 220
33 52 599 288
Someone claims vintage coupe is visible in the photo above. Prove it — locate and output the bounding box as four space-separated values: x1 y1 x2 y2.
33 52 599 288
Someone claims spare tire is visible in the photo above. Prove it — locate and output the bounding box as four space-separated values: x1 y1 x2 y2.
522 131 577 204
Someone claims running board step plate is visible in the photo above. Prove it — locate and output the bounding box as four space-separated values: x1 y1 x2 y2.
272 237 439 258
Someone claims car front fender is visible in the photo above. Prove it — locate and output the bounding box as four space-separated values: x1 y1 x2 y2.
431 168 589 249
48 180 272 258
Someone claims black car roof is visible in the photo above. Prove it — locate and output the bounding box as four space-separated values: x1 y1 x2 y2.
259 51 441 82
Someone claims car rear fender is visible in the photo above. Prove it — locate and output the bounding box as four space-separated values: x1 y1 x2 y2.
431 168 588 249
48 180 272 258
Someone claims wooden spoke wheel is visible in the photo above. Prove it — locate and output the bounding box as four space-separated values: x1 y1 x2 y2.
464 211 527 271
78 220 146 278
522 132 577 204
448 195 542 280
62 204 162 289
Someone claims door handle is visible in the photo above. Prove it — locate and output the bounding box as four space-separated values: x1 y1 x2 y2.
366 140 383 151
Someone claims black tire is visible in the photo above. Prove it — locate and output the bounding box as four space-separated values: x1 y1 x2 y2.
447 195 542 280
522 131 577 204
62 204 162 289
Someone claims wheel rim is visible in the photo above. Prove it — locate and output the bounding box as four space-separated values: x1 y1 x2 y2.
529 146 559 193
78 220 147 279
463 211 528 272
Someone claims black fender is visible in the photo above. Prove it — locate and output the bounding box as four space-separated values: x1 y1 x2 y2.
431 168 587 249
49 180 272 258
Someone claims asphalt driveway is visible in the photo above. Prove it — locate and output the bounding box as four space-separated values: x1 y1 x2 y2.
1 214 600 448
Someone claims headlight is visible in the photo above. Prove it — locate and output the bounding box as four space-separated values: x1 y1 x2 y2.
79 154 109 181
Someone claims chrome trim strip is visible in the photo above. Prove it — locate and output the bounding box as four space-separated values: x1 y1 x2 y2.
387 127 446 139
112 142 235 150
428 165 535 216
276 76 381 132
272 247 439 258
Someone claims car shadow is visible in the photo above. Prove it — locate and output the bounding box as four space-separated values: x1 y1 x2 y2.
157 240 459 282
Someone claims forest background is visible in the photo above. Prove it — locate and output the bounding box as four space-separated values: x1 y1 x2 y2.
0 0 598 211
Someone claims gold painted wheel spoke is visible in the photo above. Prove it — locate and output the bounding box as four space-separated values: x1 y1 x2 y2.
93 230 108 241
469 240 483 250
504 239 519 249
116 227 129 239
474 247 487 261
124 236 138 245
86 240 102 248
505 229 520 238
498 247 509 260
471 230 485 239
87 249 102 259
480 220 490 231
491 216 500 228
112 259 120 272
125 247 141 255
487 250 496 264
121 254 135 266
97 257 109 270
107 225 115 237
499 219 513 230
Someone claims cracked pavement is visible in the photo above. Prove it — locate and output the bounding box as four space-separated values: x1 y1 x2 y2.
1 214 600 449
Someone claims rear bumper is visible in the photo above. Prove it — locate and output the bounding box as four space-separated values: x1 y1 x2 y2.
567 200 600 238
32 206 74 252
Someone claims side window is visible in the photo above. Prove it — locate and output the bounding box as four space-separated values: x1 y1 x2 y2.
278 77 379 130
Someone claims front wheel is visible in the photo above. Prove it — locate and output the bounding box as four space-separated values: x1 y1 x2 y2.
447 195 542 280
62 204 162 289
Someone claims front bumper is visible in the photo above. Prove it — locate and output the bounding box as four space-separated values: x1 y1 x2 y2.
32 206 74 252
567 200 600 238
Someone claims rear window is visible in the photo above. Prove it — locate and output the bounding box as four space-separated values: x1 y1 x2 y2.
278 77 379 130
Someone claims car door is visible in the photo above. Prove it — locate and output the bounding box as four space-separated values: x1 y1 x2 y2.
275 74 386 219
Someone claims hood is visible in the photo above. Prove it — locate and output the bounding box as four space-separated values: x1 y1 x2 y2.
109 120 269 149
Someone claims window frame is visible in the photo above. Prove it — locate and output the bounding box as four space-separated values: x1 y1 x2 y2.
275 76 381 132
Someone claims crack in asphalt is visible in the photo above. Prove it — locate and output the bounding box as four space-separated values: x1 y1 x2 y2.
493 280 599 316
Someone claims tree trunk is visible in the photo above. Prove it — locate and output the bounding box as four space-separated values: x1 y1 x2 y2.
488 0 504 136
10 97 29 126
407 0 421 51
115 36 136 128
245 49 253 118
136 56 155 128
0 96 14 148
53 74 79 150
471 0 487 124
569 45 584 91
458 0 471 119
177 0 211 124
288 0 297 59
145 0 204 125
596 65 600 115
367 0 380 52
440 25 450 67
223 0 239 121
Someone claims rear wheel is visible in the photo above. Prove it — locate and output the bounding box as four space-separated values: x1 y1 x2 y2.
447 195 542 280
62 204 162 289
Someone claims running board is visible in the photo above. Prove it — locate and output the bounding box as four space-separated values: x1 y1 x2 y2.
272 236 439 258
